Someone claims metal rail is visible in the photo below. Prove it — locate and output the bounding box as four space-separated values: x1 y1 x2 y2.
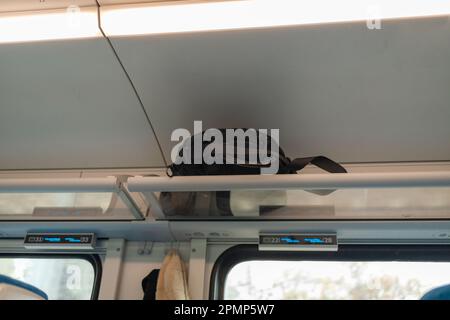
128 171 450 192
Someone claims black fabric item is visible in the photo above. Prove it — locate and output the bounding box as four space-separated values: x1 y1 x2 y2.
167 129 289 177
285 156 348 174
142 269 160 300
167 130 345 176
161 129 347 216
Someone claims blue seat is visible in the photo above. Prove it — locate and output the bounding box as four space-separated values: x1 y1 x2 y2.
0 274 48 300
421 284 450 300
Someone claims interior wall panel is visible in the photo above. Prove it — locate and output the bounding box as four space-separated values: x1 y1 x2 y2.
0 39 165 169
112 17 450 164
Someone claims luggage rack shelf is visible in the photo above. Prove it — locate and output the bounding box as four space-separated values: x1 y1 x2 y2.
127 171 450 220
0 177 146 221
2 171 450 221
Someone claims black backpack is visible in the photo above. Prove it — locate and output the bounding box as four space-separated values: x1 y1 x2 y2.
160 129 346 217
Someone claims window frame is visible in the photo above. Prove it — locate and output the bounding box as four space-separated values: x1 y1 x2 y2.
210 244 450 300
0 253 102 300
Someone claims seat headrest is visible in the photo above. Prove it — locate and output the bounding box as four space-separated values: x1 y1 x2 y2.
421 284 450 300
0 274 48 300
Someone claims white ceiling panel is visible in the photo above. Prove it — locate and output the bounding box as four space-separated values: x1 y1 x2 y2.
111 17 450 163
0 39 165 169
0 0 184 13
0 0 95 13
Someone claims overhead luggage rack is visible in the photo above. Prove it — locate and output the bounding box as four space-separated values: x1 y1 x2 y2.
127 171 450 221
3 171 450 221
0 177 146 221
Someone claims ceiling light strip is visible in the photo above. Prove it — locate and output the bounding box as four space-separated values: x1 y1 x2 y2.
1 0 450 43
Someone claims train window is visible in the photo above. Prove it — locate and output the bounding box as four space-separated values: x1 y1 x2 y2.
0 256 100 300
213 245 450 300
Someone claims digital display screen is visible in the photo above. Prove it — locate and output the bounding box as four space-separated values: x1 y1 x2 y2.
259 234 338 251
24 233 95 249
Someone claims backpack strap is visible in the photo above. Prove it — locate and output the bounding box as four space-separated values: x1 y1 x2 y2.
287 156 347 174
286 156 346 196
